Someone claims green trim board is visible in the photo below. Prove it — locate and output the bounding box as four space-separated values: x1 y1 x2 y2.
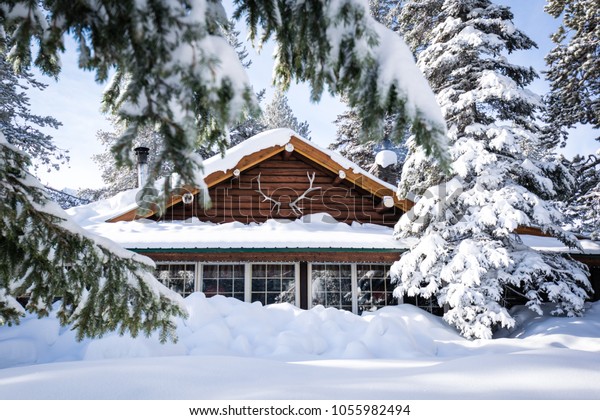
128 247 408 254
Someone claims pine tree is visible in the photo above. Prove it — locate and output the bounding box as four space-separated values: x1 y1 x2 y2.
83 118 175 200
331 108 406 178
330 1 409 175
260 89 310 138
368 0 404 33
0 53 65 171
45 186 90 209
2 0 447 194
393 0 591 339
544 0 599 143
228 89 268 147
0 133 184 339
83 22 263 201
561 152 600 239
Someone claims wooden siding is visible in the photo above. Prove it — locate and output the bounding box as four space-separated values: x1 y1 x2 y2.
158 151 404 226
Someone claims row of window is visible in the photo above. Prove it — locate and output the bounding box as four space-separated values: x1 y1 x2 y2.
155 262 397 314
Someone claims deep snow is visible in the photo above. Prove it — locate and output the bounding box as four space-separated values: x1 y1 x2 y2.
1 294 599 399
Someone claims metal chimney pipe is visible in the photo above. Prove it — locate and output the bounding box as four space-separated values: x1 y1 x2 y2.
134 146 150 187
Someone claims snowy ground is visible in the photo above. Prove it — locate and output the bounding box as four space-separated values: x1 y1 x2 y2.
1 294 599 400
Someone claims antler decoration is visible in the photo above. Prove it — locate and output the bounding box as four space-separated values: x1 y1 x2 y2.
290 172 322 215
255 173 282 214
254 172 322 216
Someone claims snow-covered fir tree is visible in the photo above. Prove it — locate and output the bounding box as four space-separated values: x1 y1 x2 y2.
330 1 409 175
393 0 591 339
260 89 310 139
228 89 268 147
368 0 404 33
0 53 65 171
81 118 176 201
45 186 90 209
561 152 600 239
1 0 446 335
544 0 599 143
2 0 447 194
331 108 407 179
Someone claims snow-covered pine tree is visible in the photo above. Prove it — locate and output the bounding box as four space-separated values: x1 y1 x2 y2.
2 0 447 195
561 152 600 239
82 118 176 200
0 53 65 171
544 0 599 143
331 108 406 179
260 89 310 138
226 89 266 147
83 110 268 202
330 1 408 175
45 186 90 209
393 0 591 339
0 133 184 339
1 52 184 338
82 21 263 201
368 0 404 33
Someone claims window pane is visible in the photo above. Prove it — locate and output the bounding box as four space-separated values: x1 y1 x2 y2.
251 264 295 306
155 263 196 298
234 278 245 292
311 264 352 311
201 264 245 301
202 265 218 279
267 279 279 292
203 279 218 297
218 279 233 294
356 264 396 314
233 265 244 277
219 265 233 279
253 264 266 278
253 279 266 292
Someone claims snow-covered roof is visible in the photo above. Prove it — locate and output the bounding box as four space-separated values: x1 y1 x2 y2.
67 129 600 255
73 212 413 251
202 129 398 191
68 196 600 254
520 235 600 255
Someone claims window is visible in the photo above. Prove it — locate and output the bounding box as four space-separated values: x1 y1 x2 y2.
311 264 353 311
155 263 196 297
152 260 401 314
201 264 245 301
251 263 296 305
356 264 396 314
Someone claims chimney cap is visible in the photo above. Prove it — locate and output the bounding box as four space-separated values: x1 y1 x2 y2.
134 146 150 164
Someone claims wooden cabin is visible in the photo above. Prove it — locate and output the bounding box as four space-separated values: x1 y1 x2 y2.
71 129 600 313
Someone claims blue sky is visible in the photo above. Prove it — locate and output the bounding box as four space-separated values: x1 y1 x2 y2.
27 0 598 190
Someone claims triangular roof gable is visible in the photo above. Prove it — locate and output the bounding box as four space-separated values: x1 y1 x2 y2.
107 130 413 223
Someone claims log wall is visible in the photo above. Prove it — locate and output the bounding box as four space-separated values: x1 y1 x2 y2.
159 151 403 227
